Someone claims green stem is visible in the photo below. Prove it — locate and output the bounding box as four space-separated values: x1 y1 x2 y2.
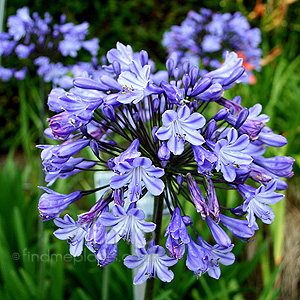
144 193 164 300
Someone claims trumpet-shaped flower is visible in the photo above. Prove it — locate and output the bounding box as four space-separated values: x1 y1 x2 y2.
99 204 156 247
214 128 252 182
124 241 178 285
53 214 88 257
156 105 206 155
116 60 162 104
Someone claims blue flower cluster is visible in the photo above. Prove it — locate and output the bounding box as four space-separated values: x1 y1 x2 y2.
0 7 99 86
38 42 294 285
162 8 262 84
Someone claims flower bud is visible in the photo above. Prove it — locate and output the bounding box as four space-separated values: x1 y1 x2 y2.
213 107 229 121
92 57 98 69
73 77 109 91
192 99 199 111
158 141 171 161
190 66 200 87
190 77 212 97
139 50 149 66
100 75 122 90
153 98 160 112
112 60 121 77
182 73 191 93
166 58 174 77
173 68 180 81
89 140 99 158
235 107 249 129
152 126 159 143
177 174 184 189
103 105 116 121
183 61 190 74
206 217 232 247
206 119 216 139
132 112 140 123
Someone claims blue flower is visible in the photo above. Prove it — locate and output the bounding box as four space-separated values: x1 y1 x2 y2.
124 241 178 285
156 105 206 155
47 111 80 140
186 238 210 275
206 217 232 247
197 235 235 279
109 142 165 201
214 128 252 182
58 92 102 125
99 204 156 247
219 213 258 241
95 243 118 267
85 209 108 251
116 60 162 104
105 42 135 72
53 214 88 257
164 207 190 258
204 52 246 88
187 173 209 219
38 187 82 220
78 189 113 224
239 180 285 226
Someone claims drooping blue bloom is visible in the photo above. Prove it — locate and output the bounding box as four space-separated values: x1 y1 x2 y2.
192 145 217 174
95 243 118 267
214 128 253 182
53 214 88 257
197 235 235 279
187 173 209 219
47 111 80 140
124 240 178 285
219 213 258 241
164 207 190 258
85 208 108 251
156 105 206 155
253 156 294 179
78 189 113 224
58 92 102 125
206 217 232 247
204 52 246 88
99 204 156 247
43 157 95 186
38 187 82 220
239 180 285 226
185 238 211 275
38 138 90 185
109 142 165 201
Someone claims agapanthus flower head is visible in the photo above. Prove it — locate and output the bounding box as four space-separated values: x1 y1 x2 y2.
163 8 262 84
0 7 100 83
39 41 293 287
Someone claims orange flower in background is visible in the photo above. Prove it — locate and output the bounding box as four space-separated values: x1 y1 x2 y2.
237 52 257 85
